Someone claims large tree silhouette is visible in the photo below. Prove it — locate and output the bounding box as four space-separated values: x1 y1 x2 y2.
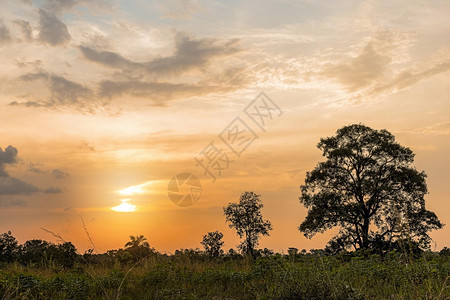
299 124 442 251
224 191 272 258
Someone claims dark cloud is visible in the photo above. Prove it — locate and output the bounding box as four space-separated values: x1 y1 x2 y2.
52 169 69 179
0 22 12 45
48 74 92 103
0 146 18 177
0 145 40 195
14 20 33 41
38 9 71 46
43 186 64 194
0 177 40 195
79 33 241 76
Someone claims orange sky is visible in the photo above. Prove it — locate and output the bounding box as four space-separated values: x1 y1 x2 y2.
0 0 449 253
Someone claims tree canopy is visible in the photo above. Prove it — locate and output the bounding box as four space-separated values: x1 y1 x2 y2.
201 231 224 258
224 191 272 257
299 124 443 252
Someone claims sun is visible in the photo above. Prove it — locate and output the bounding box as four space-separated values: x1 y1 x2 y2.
111 199 136 212
111 181 153 212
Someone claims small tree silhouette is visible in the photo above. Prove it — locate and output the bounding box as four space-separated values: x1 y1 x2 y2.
125 235 149 249
0 231 19 262
224 191 272 258
124 235 151 261
201 231 224 258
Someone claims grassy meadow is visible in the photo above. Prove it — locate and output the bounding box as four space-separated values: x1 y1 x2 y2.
1 247 449 299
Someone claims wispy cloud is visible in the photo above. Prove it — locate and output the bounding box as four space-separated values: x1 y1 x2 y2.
80 32 241 77
10 70 94 111
52 169 70 179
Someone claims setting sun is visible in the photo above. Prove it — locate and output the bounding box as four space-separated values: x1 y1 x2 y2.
0 0 449 297
111 199 136 212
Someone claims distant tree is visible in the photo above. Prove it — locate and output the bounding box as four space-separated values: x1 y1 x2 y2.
440 247 450 256
299 124 443 252
19 239 55 266
224 191 273 258
257 248 274 257
201 231 224 258
124 235 152 261
287 247 299 256
55 242 78 268
0 231 19 262
125 235 149 249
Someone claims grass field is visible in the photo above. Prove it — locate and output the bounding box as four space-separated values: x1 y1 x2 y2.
1 250 449 299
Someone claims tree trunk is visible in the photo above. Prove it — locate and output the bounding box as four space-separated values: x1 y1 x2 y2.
362 217 370 249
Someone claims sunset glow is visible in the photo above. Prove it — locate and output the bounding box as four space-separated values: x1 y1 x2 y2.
0 0 449 254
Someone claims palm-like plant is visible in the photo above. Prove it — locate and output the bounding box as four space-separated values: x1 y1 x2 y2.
125 235 149 249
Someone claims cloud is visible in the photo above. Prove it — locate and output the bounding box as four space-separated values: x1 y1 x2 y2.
38 9 71 46
14 20 33 41
43 186 64 194
366 60 450 97
80 140 96 152
99 76 242 103
0 21 12 45
323 41 391 92
42 0 82 13
78 33 245 104
42 0 109 14
0 146 18 177
0 177 40 195
0 145 39 195
156 0 201 19
52 169 69 179
27 162 45 174
399 121 450 135
11 70 93 109
321 31 410 92
79 33 241 76
318 31 450 100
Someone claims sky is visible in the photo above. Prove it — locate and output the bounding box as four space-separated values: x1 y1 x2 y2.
0 0 449 253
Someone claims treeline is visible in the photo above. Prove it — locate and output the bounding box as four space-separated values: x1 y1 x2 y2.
1 230 450 270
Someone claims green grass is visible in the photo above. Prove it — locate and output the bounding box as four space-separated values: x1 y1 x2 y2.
1 251 449 299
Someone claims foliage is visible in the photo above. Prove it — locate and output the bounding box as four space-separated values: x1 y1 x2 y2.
201 231 224 258
124 234 154 261
0 250 448 299
224 191 273 258
299 124 443 252
0 231 18 262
